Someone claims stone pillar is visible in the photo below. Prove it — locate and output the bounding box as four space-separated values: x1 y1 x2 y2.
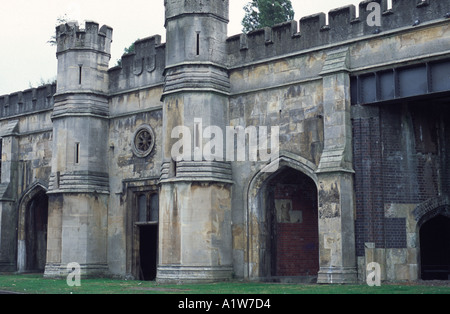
316 48 357 283
158 93 234 283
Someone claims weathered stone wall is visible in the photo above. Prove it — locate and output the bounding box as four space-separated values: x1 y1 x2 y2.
108 36 165 95
228 52 325 279
0 91 54 272
107 87 163 276
226 0 450 66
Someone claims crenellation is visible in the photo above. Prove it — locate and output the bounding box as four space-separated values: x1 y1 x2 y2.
328 5 358 41
108 35 166 94
271 20 299 44
299 12 328 45
227 0 450 67
56 21 113 55
0 84 56 119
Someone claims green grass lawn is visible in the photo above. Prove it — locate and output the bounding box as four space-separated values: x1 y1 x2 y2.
0 274 449 294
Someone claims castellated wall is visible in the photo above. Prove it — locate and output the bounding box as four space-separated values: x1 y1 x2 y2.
227 0 450 66
106 0 450 96
0 0 448 122
0 83 56 192
108 36 166 96
0 84 56 272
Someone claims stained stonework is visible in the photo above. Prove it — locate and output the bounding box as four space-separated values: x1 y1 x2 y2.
0 0 449 283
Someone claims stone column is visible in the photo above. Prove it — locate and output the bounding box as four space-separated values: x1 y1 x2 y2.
316 48 357 284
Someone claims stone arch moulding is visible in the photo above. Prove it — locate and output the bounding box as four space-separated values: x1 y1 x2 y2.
244 151 318 279
17 180 49 273
413 195 450 229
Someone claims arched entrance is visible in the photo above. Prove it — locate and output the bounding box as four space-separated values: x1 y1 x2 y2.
17 185 49 273
246 154 319 281
266 168 319 278
420 215 450 280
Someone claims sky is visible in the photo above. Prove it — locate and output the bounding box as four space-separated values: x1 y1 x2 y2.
0 0 363 96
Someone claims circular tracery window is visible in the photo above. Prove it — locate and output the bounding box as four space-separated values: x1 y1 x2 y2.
132 125 155 158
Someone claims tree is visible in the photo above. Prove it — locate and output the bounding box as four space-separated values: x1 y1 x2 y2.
242 0 295 33
115 39 139 67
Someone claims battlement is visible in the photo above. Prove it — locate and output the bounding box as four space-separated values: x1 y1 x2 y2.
165 0 229 22
56 21 113 55
108 36 166 94
0 84 56 119
227 0 450 66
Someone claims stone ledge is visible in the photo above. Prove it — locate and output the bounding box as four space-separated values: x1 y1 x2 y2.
157 265 233 284
317 266 358 284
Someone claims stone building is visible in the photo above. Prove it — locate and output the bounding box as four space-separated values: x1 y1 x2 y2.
0 0 449 283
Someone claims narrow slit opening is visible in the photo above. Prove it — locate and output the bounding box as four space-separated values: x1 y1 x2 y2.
196 32 200 56
75 142 80 164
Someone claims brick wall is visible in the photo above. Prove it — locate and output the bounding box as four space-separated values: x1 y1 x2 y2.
353 112 385 256
352 101 450 256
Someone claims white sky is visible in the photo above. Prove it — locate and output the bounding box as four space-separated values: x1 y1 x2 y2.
0 0 362 96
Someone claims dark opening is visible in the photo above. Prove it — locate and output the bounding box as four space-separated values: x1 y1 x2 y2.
56 172 60 188
134 192 159 281
139 225 158 281
265 168 319 279
196 32 200 56
25 191 49 272
75 142 80 164
79 66 82 85
420 215 450 280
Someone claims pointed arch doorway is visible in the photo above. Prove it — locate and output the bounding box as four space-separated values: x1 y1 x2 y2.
246 155 320 282
17 185 49 273
267 168 319 278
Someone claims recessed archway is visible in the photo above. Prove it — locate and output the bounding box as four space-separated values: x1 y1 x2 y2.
17 184 49 273
266 168 319 278
246 153 319 281
420 215 450 280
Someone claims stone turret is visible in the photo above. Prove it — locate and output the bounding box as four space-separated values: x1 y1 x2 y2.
158 0 233 283
163 0 230 95
44 21 113 278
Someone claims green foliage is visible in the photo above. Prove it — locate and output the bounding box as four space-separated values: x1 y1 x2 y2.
242 0 295 33
115 39 140 67
123 42 137 55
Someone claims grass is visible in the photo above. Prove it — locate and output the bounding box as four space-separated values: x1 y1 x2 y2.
0 274 449 294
